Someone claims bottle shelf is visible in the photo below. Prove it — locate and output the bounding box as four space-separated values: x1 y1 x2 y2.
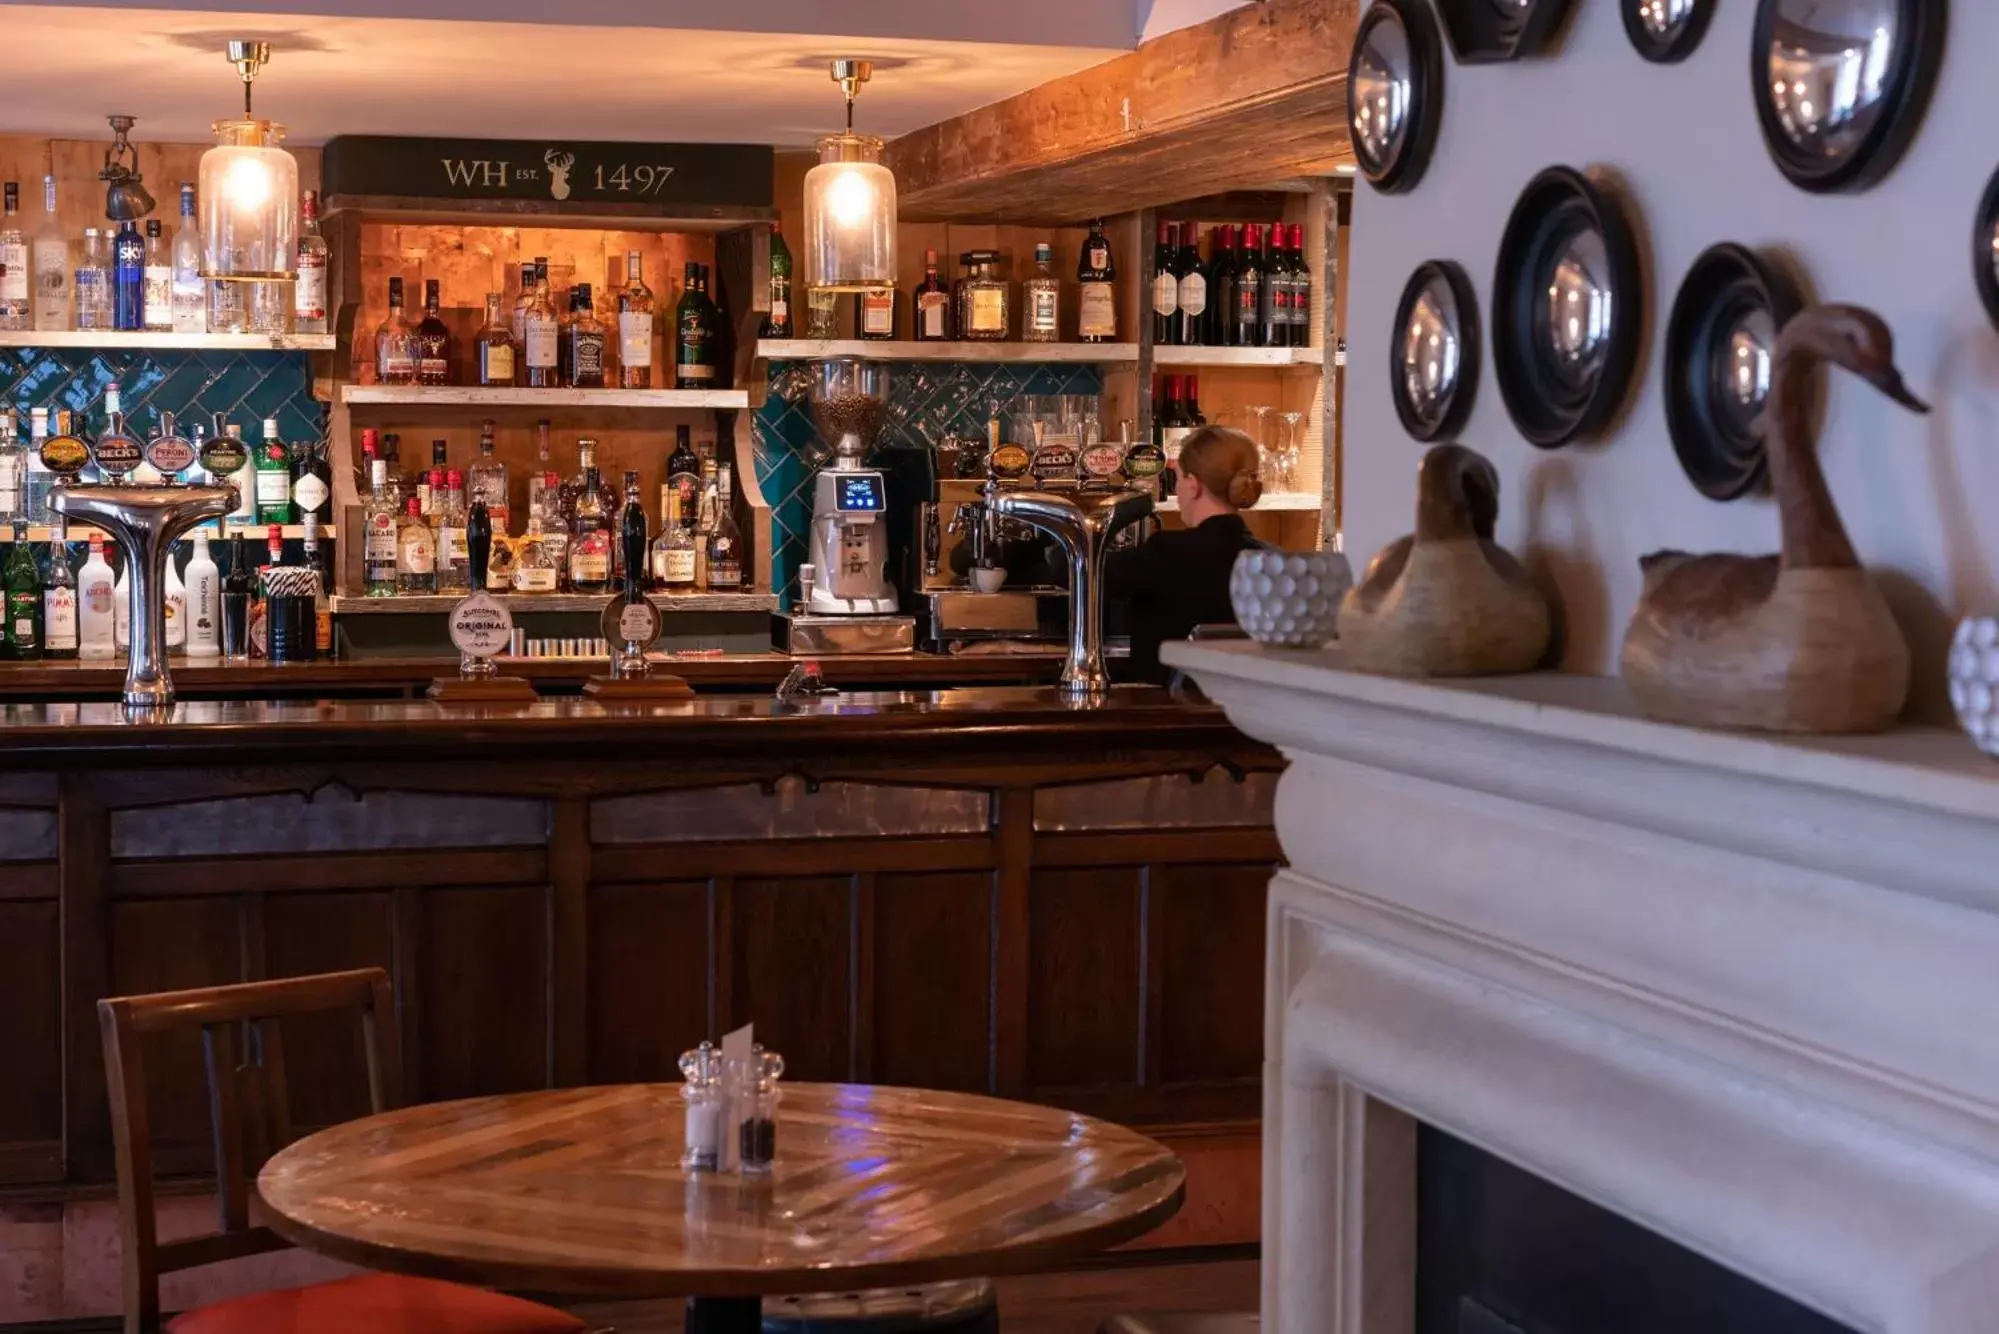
327 590 776 615
24 523 333 542
756 339 1139 364
0 331 336 352
340 385 749 410
1152 345 1327 370
1156 491 1323 513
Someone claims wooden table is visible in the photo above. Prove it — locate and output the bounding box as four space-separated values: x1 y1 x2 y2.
257 1083 1187 1332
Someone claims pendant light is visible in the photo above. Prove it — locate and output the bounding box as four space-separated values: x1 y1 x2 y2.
198 41 300 331
802 59 897 295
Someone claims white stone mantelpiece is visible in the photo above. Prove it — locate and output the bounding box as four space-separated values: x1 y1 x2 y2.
1163 643 1999 1334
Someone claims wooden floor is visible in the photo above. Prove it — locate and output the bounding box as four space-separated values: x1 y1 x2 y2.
564 1253 1260 1334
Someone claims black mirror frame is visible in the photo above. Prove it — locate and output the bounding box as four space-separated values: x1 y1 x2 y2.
1349 0 1446 195
1621 0 1715 63
1433 0 1578 63
1750 0 1947 195
1974 165 1999 331
1491 166 1647 451
1391 259 1481 444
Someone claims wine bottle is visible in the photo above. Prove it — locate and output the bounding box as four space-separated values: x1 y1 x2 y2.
1172 224 1207 349
1149 220 1176 347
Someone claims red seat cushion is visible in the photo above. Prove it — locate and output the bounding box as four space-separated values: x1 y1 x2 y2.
165 1272 588 1334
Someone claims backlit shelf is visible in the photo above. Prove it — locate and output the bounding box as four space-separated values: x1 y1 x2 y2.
26 523 332 542
1152 345 1326 370
0 331 336 352
341 386 748 410
328 591 775 615
757 339 1138 364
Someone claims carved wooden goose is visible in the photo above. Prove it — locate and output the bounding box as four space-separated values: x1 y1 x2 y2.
1340 443 1551 677
1620 303 1926 733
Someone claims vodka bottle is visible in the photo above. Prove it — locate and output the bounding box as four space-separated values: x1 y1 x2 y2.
170 184 206 334
31 176 69 332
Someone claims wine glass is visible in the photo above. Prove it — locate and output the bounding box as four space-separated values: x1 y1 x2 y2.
1241 404 1275 486
1276 411 1306 492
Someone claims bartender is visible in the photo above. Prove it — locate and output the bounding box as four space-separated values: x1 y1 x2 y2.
1106 425 1265 684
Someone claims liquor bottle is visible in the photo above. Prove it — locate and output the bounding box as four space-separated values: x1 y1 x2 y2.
111 220 144 331
509 261 535 346
0 184 28 331
218 422 254 526
1286 222 1312 348
513 516 558 592
1232 223 1264 348
249 526 284 658
23 409 49 525
961 252 1009 341
436 470 469 593
395 495 436 594
113 554 130 651
415 278 451 385
163 542 186 650
1076 217 1117 343
1173 223 1207 348
301 514 332 654
664 424 701 530
77 532 114 659
1205 225 1236 347
526 419 552 520
566 440 612 593
618 252 654 388
183 529 220 658
42 516 75 660
32 175 69 333
4 518 41 660
1150 220 1177 347
0 413 21 522
911 249 949 341
1024 242 1060 343
652 489 696 591
474 293 516 387
93 387 143 482
675 262 716 388
255 424 291 526
760 223 793 339
419 440 446 518
467 421 509 534
375 278 418 384
1157 374 1192 497
616 469 646 595
1185 374 1207 428
294 190 329 335
1258 223 1287 349
170 183 206 334
363 450 398 596
216 532 249 657
533 468 568 578
855 285 895 341
566 283 607 389
706 461 743 590
139 219 172 332
522 261 559 388
290 437 331 526
74 228 112 331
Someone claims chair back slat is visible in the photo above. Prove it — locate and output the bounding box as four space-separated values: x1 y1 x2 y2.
98 968 400 1334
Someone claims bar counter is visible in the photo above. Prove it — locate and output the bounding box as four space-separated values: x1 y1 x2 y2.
0 685 1274 1262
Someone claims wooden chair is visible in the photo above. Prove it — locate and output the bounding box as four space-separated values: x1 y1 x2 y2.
98 967 589 1334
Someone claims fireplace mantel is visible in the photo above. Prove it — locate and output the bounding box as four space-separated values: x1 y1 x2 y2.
1165 643 1999 1334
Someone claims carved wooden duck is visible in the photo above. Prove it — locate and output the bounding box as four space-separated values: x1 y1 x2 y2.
1340 443 1551 677
1620 304 1926 733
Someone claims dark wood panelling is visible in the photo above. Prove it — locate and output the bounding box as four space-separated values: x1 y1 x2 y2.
730 877 851 1082
106 897 242 1163
593 836 990 883
0 901 61 1162
263 892 397 1131
587 881 711 1084
1027 867 1142 1092
418 886 549 1101
110 848 545 897
871 871 993 1093
1154 863 1270 1087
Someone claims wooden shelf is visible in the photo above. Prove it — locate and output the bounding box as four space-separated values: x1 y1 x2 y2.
32 522 333 542
1152 345 1325 370
1157 491 1322 513
341 385 749 410
321 196 775 235
0 331 336 352
757 339 1138 364
329 590 776 615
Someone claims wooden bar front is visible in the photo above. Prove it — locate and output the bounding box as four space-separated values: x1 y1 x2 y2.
0 688 1275 1318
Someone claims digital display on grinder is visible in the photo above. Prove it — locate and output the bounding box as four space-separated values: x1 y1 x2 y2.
836 474 885 512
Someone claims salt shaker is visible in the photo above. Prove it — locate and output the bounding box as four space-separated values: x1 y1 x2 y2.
679 1041 726 1173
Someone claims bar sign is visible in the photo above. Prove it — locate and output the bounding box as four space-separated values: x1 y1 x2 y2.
322 136 774 209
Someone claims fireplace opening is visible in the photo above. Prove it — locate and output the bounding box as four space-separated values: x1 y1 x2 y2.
1416 1125 1857 1334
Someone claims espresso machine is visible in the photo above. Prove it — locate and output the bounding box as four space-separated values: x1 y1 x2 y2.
773 359 915 654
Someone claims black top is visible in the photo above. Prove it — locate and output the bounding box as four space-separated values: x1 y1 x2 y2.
1105 513 1260 685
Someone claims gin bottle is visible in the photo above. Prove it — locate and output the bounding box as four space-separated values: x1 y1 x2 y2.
0 412 21 522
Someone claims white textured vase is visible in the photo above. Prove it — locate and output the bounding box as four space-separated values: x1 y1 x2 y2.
1230 548 1351 649
1948 616 1999 759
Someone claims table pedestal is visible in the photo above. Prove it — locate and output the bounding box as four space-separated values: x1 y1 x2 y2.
687 1295 760 1333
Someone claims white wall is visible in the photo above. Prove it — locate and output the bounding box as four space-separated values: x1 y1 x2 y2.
1343 0 1999 717
1135 0 1252 40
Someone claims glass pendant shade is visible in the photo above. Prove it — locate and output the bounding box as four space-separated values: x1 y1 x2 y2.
804 132 897 293
199 117 298 282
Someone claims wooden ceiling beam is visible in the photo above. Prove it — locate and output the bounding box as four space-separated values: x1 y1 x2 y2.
885 0 1360 225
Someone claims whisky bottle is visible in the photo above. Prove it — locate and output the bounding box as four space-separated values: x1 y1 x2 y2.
675 262 716 387
477 293 516 386
374 278 418 384
652 490 696 592
416 278 452 385
566 443 613 594
665 425 700 530
566 283 608 389
509 261 535 346
617 252 654 389
522 261 558 388
513 516 559 592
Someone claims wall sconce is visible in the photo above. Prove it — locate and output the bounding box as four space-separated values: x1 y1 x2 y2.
802 59 897 294
99 116 156 222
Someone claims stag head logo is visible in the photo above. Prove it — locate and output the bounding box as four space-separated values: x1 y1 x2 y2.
544 149 576 201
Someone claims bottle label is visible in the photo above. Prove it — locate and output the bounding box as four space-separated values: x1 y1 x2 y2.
43 587 74 648
364 513 398 574
256 468 290 509
8 591 36 648
1290 276 1311 326
654 546 696 584
0 242 26 303
525 319 557 368
1078 284 1116 337
570 545 609 583
514 562 557 592
1089 243 1109 269
381 349 416 377
142 266 172 329
863 297 893 335
292 473 329 515
1238 278 1260 319
677 359 715 383
34 244 67 308
400 535 435 574
84 575 114 616
171 276 206 333
0 456 19 514
678 314 712 379
295 256 327 321
1152 272 1177 317
418 338 449 381
1178 272 1207 317
769 273 790 325
970 288 1005 334
618 313 652 367
918 292 948 338
483 344 515 382
441 525 468 570
1028 288 1058 334
707 553 742 588
573 333 605 379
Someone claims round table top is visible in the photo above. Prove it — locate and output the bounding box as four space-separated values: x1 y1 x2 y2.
256 1083 1185 1299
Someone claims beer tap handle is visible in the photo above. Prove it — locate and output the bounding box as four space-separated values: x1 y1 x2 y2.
467 500 491 590
924 506 941 578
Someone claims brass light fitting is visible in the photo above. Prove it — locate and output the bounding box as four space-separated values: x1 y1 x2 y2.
227 39 273 116
830 58 873 132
